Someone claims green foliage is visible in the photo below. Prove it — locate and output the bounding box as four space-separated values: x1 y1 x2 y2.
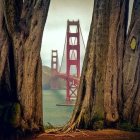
92 114 104 130
118 121 140 132
119 121 134 131
44 122 55 130
9 103 21 127
93 113 104 122
0 103 21 128
93 120 104 130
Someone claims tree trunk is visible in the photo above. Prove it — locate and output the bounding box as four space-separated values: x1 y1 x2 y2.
104 0 129 126
63 0 110 131
123 0 140 126
0 0 50 136
64 0 139 131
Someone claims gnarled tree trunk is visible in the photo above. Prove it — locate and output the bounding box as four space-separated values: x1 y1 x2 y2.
0 0 50 137
64 0 140 131
123 0 140 126
104 0 129 126
64 0 110 131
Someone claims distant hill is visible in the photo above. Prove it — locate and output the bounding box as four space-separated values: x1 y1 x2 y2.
42 66 66 90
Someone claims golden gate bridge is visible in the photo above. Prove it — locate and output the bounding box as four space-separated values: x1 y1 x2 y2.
50 20 85 103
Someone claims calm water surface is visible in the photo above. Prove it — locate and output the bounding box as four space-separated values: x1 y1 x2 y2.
43 90 74 127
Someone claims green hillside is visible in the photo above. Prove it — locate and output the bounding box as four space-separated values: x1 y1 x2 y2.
42 66 66 89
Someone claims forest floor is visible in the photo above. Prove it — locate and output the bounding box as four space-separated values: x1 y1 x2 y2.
26 129 140 140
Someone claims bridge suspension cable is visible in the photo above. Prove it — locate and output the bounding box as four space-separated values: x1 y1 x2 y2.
51 20 86 102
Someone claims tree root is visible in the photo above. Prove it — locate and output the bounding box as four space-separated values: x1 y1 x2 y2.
45 128 61 134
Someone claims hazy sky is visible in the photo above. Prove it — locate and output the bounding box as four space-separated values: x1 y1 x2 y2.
41 0 94 67
41 0 134 67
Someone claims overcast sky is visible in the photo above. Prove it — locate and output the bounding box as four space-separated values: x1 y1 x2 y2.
41 0 94 67
41 0 134 67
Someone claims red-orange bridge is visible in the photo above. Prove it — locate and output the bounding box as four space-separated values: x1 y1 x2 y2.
50 20 85 102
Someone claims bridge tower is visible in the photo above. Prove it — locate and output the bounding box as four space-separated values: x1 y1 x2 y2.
51 50 58 73
50 50 59 89
66 20 80 102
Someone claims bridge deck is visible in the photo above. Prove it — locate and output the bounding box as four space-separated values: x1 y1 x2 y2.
54 72 80 85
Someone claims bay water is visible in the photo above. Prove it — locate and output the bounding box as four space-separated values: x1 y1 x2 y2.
43 90 74 127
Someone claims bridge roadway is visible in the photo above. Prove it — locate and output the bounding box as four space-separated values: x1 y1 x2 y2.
53 71 80 85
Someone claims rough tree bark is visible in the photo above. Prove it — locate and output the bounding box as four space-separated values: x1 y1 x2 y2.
123 0 140 126
104 0 129 126
64 0 140 131
0 0 50 136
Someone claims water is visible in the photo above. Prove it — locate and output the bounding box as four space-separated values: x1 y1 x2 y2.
43 90 74 127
